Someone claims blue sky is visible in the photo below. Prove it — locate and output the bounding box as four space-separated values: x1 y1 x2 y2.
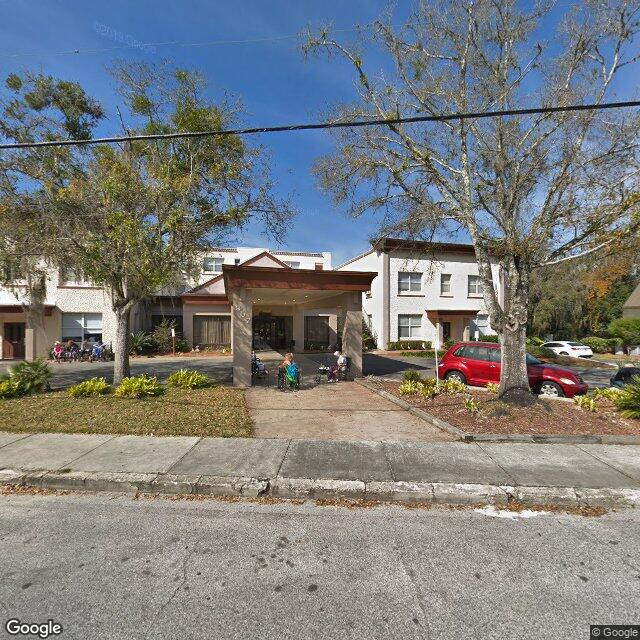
1 1 637 266
0 0 408 265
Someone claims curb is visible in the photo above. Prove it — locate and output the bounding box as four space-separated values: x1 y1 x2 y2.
355 378 640 445
2 469 639 510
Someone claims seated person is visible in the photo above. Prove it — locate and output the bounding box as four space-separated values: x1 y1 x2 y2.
328 350 347 382
52 341 64 363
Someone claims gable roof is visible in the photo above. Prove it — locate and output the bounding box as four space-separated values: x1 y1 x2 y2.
624 282 640 309
183 250 291 295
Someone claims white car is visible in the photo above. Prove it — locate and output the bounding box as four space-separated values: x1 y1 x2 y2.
541 341 593 358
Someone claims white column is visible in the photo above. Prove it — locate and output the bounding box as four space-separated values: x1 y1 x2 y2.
341 292 363 378
231 289 253 387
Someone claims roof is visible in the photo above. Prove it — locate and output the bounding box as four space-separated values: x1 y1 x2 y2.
222 265 377 292
272 250 325 258
373 238 477 255
334 249 375 270
624 283 640 308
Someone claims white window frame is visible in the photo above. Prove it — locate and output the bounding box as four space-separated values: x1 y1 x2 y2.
468 275 483 296
398 314 422 339
284 261 301 269
59 267 93 287
61 312 103 343
203 257 224 273
440 273 452 296
398 272 422 294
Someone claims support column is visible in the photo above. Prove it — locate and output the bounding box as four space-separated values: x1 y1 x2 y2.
341 292 362 379
231 288 253 388
25 327 36 362
381 252 390 350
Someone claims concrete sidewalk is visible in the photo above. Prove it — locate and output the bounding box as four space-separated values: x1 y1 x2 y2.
2 432 640 508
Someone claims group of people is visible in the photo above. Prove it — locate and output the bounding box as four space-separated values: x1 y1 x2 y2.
251 349 348 387
52 339 105 363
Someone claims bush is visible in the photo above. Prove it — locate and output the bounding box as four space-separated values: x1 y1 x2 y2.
574 395 597 412
527 345 556 360
464 395 480 415
486 382 499 394
115 374 162 398
479 333 500 343
608 318 640 347
388 340 431 351
441 378 466 394
581 337 611 354
6 359 52 394
399 350 446 358
129 331 154 355
526 336 544 346
614 376 640 419
174 338 191 353
403 369 423 383
68 377 111 398
167 369 210 390
399 380 423 395
592 387 623 402
0 379 24 400
151 319 177 354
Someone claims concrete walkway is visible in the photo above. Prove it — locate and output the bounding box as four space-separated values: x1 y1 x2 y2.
247 382 453 442
1 432 640 508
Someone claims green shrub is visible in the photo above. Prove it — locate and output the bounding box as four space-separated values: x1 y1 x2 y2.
174 338 191 353
0 379 24 400
441 378 466 394
6 359 52 394
464 395 480 415
419 377 439 399
574 395 597 412
581 337 611 354
399 380 423 395
526 336 544 346
608 318 640 347
479 333 500 343
592 387 623 402
68 377 111 398
167 369 210 389
399 350 446 358
527 345 556 360
115 374 163 398
129 331 154 355
151 319 177 353
486 382 499 394
614 376 640 419
388 340 431 351
403 369 423 383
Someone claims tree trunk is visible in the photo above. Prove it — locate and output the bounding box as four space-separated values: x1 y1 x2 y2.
498 322 534 404
113 307 131 385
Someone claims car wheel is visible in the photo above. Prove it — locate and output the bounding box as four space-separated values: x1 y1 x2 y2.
538 381 564 397
445 370 466 384
559 351 569 356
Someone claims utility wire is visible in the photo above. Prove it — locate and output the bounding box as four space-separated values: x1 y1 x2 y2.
1 99 639 150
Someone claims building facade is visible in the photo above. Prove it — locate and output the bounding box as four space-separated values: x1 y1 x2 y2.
337 239 500 349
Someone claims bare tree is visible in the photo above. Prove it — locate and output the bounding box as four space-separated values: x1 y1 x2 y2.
306 0 640 402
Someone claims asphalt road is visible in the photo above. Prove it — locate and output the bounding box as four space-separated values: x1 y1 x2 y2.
1 493 638 640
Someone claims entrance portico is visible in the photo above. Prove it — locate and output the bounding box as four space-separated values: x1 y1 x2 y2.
222 265 376 387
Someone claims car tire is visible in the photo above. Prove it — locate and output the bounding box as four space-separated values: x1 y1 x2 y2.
559 351 569 356
445 370 467 384
538 381 564 397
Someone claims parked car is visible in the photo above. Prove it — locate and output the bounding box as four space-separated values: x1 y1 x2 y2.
438 341 588 398
610 366 640 389
540 341 593 358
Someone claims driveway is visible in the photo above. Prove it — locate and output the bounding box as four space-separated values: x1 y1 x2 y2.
246 381 453 442
0 355 233 389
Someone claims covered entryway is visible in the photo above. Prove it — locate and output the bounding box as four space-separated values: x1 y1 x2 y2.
223 264 376 387
426 309 481 344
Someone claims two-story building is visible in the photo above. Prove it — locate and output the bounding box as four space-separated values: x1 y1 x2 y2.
337 238 500 349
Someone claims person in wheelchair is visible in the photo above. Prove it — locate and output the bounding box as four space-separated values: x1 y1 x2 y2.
278 353 300 390
327 350 347 382
90 341 104 362
251 350 267 377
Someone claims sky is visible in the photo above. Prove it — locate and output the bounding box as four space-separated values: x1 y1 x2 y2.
0 1 637 267
0 0 410 266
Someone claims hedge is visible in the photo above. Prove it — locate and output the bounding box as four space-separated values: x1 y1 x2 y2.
387 340 432 351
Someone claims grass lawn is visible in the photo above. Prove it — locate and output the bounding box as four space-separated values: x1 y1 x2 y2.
0 386 252 438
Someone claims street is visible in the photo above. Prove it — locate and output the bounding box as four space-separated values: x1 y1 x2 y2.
1 493 638 640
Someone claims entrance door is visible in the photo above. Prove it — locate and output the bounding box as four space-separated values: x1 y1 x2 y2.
252 316 287 350
3 322 26 359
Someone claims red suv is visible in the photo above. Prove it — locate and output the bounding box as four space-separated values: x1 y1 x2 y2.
437 341 588 398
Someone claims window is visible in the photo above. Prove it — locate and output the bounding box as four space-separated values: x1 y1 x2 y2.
62 313 103 343
304 315 330 349
314 263 323 271
398 272 422 293
440 273 452 295
193 315 231 347
234 258 241 265
284 261 300 269
398 314 422 339
202 257 224 273
468 275 483 296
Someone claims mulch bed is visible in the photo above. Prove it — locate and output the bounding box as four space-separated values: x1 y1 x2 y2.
381 382 640 436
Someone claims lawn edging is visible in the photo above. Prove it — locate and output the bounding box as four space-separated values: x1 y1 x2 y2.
355 378 640 445
3 468 639 510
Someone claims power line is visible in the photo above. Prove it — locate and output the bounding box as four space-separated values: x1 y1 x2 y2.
1 99 639 150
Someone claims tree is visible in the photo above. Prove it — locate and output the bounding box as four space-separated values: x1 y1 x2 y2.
609 317 640 347
2 64 291 382
0 73 104 356
306 0 640 402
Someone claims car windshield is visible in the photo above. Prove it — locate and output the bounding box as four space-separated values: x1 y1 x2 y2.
568 342 583 347
526 353 542 365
